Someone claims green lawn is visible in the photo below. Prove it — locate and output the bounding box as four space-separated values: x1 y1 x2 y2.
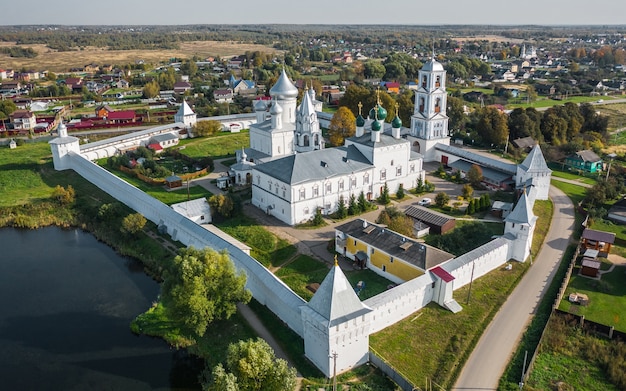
179 132 250 159
509 95 608 109
559 265 626 332
274 255 391 301
215 214 297 268
548 163 599 185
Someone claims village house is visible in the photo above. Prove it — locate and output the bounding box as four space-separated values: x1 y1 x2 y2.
565 150 603 173
213 88 234 103
173 81 192 94
9 110 36 131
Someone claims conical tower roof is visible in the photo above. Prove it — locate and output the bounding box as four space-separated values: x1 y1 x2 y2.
519 144 550 174
308 258 371 327
298 87 315 117
176 100 194 116
505 190 535 225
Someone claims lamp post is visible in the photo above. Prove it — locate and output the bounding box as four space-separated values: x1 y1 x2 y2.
606 153 617 181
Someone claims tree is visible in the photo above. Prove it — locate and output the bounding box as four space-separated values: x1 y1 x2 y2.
0 98 16 116
312 207 324 226
467 164 483 188
462 184 474 200
337 195 348 219
378 182 390 205
376 207 414 238
446 96 466 133
396 183 405 200
328 106 356 146
357 191 368 213
193 120 223 137
343 195 356 217
209 194 234 220
476 107 509 147
121 213 147 236
162 247 251 337
142 80 160 99
363 60 386 79
52 185 75 205
467 198 475 215
204 338 297 391
435 192 450 208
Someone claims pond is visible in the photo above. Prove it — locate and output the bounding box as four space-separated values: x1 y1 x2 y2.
0 227 202 390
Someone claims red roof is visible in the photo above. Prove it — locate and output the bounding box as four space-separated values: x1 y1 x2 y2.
147 143 163 151
107 110 136 120
431 266 455 283
385 82 400 88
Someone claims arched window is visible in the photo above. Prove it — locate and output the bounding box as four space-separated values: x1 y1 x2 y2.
435 98 441 113
435 75 441 87
314 134 319 146
363 173 370 185
299 188 306 200
303 134 310 147
421 75 427 88
419 97 425 113
313 185 319 197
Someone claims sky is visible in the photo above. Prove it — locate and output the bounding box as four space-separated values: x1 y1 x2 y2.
2 0 626 26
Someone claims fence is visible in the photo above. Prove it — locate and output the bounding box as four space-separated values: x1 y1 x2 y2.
553 309 626 341
368 349 418 391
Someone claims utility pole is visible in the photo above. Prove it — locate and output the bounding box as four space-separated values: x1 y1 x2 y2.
331 351 338 391
466 260 476 305
519 350 528 390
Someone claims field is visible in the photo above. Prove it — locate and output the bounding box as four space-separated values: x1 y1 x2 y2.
0 41 279 72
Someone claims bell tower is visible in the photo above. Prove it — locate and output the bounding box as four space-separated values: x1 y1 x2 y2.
409 57 450 162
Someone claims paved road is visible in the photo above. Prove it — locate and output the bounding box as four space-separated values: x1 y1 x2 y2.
452 185 575 390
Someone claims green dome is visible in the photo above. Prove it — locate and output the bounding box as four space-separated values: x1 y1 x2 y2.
392 115 402 128
368 104 387 121
356 114 365 127
371 120 382 132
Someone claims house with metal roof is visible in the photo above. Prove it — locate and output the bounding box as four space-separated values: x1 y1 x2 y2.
565 150 603 173
335 219 454 284
404 205 456 234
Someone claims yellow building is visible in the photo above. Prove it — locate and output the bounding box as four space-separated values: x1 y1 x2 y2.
335 219 454 284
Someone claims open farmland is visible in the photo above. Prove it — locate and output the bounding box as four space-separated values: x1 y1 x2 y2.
0 41 280 72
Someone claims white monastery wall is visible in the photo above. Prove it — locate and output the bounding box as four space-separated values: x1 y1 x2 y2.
364 236 511 334
442 237 511 288
68 153 307 336
365 273 435 334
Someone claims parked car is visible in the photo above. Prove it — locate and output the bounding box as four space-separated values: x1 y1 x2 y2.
418 198 432 206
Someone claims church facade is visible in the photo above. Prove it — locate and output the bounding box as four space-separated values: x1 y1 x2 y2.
248 69 430 226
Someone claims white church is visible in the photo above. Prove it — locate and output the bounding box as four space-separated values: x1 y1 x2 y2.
243 64 457 225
